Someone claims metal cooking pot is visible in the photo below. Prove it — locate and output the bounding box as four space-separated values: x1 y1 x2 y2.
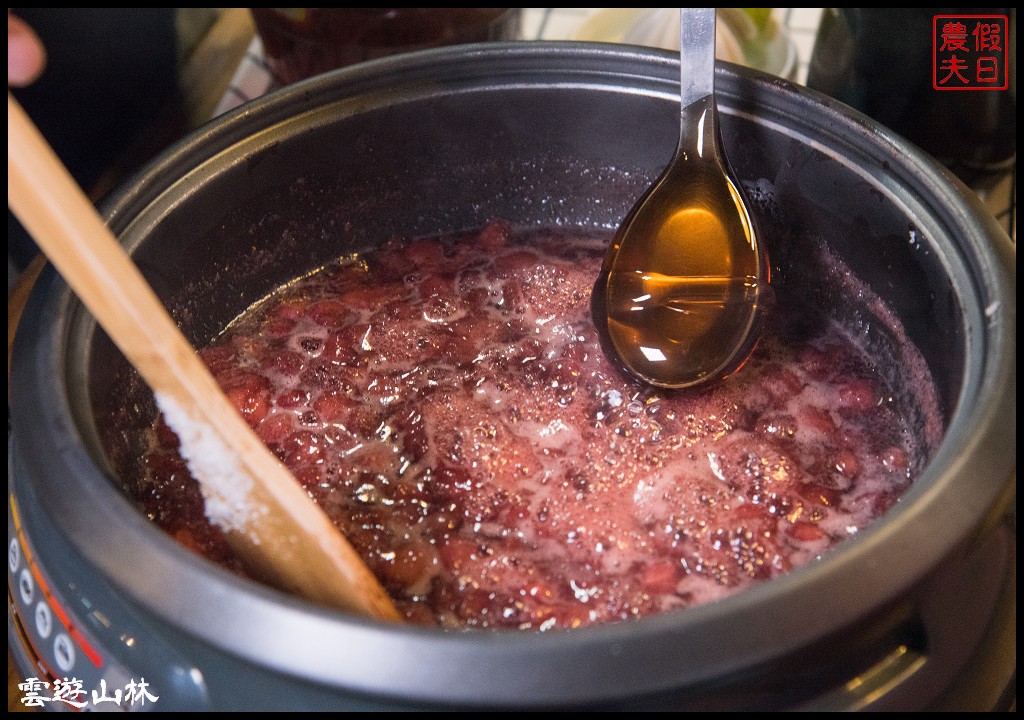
8 44 1015 710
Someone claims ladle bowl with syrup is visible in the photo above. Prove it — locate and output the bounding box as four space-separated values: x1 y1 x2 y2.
593 7 771 389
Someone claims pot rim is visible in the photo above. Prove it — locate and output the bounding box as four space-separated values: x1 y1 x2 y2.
10 42 1016 705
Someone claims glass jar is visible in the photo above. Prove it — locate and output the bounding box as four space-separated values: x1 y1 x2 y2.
251 8 521 85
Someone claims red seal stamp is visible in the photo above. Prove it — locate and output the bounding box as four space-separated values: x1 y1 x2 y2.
933 14 1009 90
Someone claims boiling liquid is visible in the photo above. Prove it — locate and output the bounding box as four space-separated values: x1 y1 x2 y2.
138 223 939 631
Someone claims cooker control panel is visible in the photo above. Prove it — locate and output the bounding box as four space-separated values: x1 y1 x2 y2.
9 494 152 712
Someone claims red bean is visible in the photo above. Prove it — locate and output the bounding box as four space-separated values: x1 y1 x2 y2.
642 561 680 594
788 521 827 542
379 542 436 587
223 375 270 427
838 378 881 410
882 446 910 471
256 412 295 445
406 238 445 267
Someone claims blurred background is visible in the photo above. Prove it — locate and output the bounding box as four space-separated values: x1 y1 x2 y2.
7 8 1015 297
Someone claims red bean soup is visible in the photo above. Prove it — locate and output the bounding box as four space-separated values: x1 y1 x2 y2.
136 221 942 630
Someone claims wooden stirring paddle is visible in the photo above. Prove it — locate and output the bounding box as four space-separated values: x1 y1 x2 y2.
7 94 401 623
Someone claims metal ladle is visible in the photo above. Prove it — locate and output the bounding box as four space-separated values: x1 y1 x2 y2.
593 7 770 389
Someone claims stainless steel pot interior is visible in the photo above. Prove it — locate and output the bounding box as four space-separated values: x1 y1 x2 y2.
10 43 1015 708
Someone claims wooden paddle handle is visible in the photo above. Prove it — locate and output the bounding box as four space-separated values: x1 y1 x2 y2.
8 93 400 622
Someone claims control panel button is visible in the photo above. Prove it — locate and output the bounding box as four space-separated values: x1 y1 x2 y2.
19 567 34 604
8 537 20 572
53 633 76 672
35 602 53 639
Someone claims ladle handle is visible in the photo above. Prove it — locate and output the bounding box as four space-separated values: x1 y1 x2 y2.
7 93 401 622
679 7 716 109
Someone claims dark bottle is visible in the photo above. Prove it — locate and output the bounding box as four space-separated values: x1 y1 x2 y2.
807 8 1016 190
